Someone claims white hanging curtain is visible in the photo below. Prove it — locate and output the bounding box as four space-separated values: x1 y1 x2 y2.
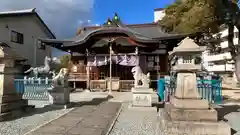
87 55 139 66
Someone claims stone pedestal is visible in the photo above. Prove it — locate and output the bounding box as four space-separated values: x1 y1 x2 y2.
48 87 70 105
131 87 153 107
160 109 231 135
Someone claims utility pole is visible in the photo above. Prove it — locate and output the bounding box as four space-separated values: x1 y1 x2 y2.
33 37 37 66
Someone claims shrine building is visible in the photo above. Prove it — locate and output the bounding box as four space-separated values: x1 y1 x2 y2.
38 14 194 91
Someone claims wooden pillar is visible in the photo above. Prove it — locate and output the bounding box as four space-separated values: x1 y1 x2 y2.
135 47 139 66
109 43 112 95
86 49 90 91
86 66 90 90
157 54 160 79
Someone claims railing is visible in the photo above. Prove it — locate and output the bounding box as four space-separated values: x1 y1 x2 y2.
68 73 88 81
14 78 52 100
90 80 107 91
119 80 134 91
89 79 157 91
203 52 232 62
157 76 222 104
68 73 98 81
205 64 234 72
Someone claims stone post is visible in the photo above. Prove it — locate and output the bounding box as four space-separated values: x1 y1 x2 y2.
162 37 230 135
0 46 29 121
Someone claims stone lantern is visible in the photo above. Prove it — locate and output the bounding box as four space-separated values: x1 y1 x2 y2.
0 45 29 121
162 37 230 135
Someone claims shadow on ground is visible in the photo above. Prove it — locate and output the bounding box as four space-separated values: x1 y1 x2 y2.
152 102 165 113
3 94 113 122
215 105 240 135
214 96 240 135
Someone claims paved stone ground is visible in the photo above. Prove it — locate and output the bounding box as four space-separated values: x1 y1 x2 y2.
110 104 159 135
27 100 122 135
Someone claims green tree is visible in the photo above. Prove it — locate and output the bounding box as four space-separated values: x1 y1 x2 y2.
159 0 219 34
56 54 71 71
161 0 240 82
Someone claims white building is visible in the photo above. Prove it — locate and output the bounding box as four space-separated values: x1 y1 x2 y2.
154 8 165 22
202 26 239 74
0 8 55 66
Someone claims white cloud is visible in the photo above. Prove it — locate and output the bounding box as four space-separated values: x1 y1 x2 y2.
0 0 95 38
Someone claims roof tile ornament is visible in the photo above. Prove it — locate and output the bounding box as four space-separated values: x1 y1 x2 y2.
112 13 120 22
76 28 82 36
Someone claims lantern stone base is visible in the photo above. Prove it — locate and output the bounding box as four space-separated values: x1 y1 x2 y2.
131 87 153 107
165 102 218 122
170 97 210 109
0 94 34 121
160 107 231 135
48 87 70 106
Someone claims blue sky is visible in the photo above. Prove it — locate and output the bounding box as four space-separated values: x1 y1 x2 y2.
0 0 174 57
52 0 174 56
93 0 173 25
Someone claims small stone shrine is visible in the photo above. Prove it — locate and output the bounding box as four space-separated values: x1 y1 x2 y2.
161 37 230 135
0 46 30 121
131 66 153 107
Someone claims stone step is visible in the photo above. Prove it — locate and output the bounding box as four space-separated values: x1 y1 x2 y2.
22 105 35 113
0 99 28 113
0 94 23 104
0 109 24 122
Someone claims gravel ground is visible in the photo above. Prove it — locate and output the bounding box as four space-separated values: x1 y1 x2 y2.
0 107 72 135
109 103 159 135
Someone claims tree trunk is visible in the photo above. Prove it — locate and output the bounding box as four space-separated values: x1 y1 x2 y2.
227 24 238 81
229 25 240 83
235 27 240 82
228 24 235 57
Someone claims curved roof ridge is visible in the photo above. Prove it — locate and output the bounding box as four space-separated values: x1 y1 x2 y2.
116 22 151 38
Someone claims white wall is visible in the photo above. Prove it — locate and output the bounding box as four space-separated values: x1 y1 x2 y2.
0 15 52 66
202 26 239 73
154 10 165 22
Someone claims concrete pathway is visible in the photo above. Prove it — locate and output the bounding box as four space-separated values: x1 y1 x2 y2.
27 99 122 135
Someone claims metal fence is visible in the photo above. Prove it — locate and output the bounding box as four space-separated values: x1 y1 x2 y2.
14 77 52 100
157 76 222 104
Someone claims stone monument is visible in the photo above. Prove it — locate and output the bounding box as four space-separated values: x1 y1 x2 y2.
0 46 30 121
131 66 153 107
161 37 230 135
48 68 71 108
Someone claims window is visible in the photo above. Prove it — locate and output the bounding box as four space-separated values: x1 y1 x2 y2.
183 56 192 63
11 30 23 44
99 72 105 80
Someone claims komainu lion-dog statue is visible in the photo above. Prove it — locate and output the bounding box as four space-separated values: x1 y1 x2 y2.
131 66 150 88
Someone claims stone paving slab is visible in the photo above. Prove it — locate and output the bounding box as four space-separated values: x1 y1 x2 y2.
28 101 122 135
